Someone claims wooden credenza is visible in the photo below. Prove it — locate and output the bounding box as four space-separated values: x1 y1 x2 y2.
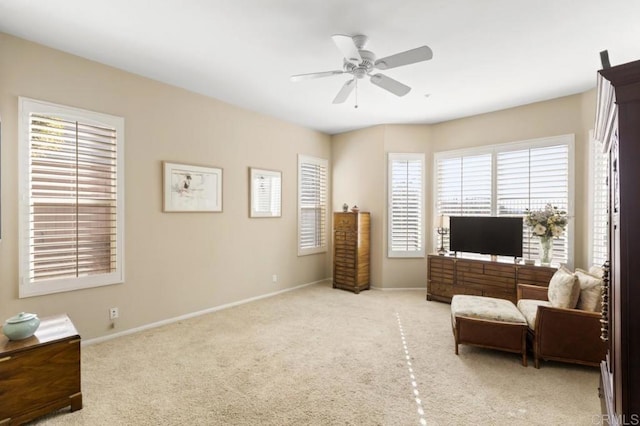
333 211 370 294
427 254 556 304
0 314 82 425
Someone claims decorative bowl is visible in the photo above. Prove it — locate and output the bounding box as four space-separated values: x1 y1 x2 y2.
3 312 40 340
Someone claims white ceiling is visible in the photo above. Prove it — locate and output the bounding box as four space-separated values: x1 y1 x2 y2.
1 0 639 135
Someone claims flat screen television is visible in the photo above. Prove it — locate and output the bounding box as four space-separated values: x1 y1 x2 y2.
449 216 523 258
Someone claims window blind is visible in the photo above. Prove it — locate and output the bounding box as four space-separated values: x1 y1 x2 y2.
434 136 572 265
436 154 492 217
28 114 118 282
591 138 608 267
497 144 569 263
435 154 491 253
388 153 424 257
298 156 327 255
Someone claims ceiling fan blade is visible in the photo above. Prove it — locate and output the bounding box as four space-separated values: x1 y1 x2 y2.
332 79 356 104
290 70 344 82
332 34 362 64
374 46 433 70
370 73 411 97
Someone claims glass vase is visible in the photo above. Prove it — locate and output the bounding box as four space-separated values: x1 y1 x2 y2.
538 236 553 266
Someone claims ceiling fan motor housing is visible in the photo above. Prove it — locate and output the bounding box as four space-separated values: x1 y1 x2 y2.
344 50 376 78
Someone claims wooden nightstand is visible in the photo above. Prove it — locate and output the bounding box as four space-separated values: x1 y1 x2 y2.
0 314 82 425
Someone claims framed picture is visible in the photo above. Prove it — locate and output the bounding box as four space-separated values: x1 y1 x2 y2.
163 161 222 212
249 167 281 218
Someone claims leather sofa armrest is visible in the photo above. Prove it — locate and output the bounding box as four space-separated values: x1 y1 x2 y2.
517 283 548 302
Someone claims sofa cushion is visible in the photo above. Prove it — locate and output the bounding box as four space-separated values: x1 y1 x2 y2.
451 295 526 324
547 267 580 309
516 299 552 330
575 268 603 312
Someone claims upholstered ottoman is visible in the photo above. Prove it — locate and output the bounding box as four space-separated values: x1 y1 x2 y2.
451 295 529 366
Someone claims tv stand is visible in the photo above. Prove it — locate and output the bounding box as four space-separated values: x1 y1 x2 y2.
427 254 556 304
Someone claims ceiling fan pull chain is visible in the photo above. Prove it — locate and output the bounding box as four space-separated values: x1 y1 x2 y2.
354 78 359 109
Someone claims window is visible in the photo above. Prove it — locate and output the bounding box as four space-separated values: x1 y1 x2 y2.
297 155 328 255
590 134 608 267
434 135 574 266
388 153 425 257
19 98 124 297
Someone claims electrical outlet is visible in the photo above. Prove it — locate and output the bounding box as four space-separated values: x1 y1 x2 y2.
272 274 278 283
109 307 119 320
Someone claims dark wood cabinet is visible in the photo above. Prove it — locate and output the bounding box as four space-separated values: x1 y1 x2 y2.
0 314 82 425
596 59 640 424
427 255 556 304
333 212 370 294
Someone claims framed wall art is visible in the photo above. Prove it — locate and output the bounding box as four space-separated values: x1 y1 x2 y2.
163 161 222 212
249 167 281 218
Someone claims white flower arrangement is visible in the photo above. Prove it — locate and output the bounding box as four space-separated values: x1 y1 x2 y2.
524 204 568 238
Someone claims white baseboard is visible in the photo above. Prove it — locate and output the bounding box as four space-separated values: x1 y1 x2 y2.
369 286 425 291
82 278 330 347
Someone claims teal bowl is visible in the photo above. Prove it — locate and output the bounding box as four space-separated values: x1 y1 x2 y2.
3 312 40 340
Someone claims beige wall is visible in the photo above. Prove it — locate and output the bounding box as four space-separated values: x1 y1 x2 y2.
331 91 597 289
0 32 600 341
0 33 331 340
331 126 385 286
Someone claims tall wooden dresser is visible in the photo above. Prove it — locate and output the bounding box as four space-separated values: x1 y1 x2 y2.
333 212 370 293
595 59 640 423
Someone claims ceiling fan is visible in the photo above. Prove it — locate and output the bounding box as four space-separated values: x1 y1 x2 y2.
291 34 433 105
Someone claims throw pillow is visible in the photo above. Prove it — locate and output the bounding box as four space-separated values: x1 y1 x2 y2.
547 267 580 309
588 265 605 279
575 268 603 312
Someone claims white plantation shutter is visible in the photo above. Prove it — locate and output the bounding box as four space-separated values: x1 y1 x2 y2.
435 154 491 252
19 98 124 297
434 135 573 265
590 136 608 267
298 155 328 255
497 144 570 264
388 153 424 257
436 154 492 217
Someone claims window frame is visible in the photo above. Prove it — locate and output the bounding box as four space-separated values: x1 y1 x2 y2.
297 154 328 256
18 97 125 297
433 134 575 267
387 152 425 258
589 131 608 267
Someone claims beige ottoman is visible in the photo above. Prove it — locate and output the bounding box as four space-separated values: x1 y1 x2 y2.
451 295 528 366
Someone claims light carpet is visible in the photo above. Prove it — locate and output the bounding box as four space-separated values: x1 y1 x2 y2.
31 282 601 425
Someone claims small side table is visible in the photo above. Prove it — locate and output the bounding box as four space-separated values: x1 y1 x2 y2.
0 314 82 425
